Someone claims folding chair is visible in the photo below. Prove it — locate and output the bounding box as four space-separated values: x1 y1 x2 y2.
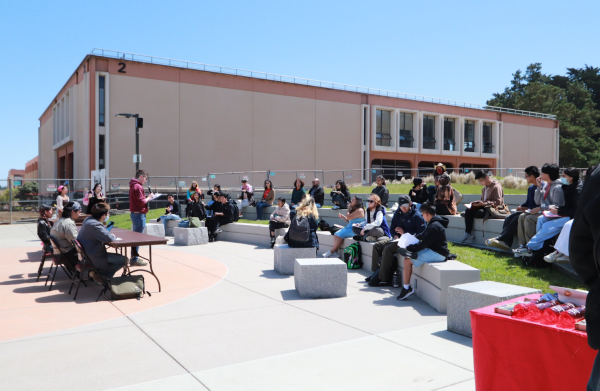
71 240 110 302
36 248 55 282
46 236 75 291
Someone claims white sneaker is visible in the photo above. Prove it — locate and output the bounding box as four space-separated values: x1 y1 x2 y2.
544 251 560 263
323 251 332 258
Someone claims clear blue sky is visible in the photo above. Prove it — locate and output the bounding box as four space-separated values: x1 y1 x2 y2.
1 0 599 179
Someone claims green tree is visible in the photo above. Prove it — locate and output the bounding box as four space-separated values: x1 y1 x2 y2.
17 182 39 205
488 64 600 167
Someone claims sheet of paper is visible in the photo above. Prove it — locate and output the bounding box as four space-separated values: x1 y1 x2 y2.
114 237 123 241
397 233 420 248
464 203 472 209
152 193 163 199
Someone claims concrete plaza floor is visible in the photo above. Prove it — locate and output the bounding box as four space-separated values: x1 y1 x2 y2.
0 224 475 391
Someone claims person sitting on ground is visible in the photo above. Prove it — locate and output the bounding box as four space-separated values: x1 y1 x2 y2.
187 181 202 202
397 202 450 300
284 197 319 248
308 178 325 207
323 196 365 258
50 201 81 268
330 180 351 210
269 197 291 248
427 163 447 203
206 184 221 217
56 185 70 218
291 178 306 210
255 179 275 221
434 174 457 215
205 193 235 242
368 195 426 287
371 175 389 208
512 163 564 254
77 203 128 281
352 194 391 242
515 163 564 253
239 179 254 216
461 170 504 244
156 194 181 230
85 183 105 214
486 165 540 251
517 167 582 258
37 205 54 254
409 178 429 208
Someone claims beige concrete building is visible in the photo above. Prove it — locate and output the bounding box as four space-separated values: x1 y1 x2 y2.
38 49 559 184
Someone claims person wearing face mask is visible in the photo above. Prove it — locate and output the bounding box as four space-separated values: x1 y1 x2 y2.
517 167 582 258
77 202 127 280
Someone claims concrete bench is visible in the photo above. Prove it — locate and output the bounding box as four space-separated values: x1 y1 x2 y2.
274 244 317 275
398 259 481 314
444 215 517 248
143 223 165 238
219 223 287 247
294 258 347 298
447 281 541 337
165 219 181 236
173 227 209 246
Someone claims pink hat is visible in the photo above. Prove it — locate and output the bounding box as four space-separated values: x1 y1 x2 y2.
57 185 65 192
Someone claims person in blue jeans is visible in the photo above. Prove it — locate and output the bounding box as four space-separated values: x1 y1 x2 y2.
322 196 365 258
128 170 154 266
255 179 275 221
156 195 181 231
396 202 449 301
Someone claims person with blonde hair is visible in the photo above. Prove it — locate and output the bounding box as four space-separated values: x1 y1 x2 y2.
352 194 391 242
285 197 319 248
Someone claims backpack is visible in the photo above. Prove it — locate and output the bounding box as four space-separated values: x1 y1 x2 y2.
318 219 342 235
289 215 310 242
231 201 240 222
343 242 362 269
100 275 148 301
522 236 556 268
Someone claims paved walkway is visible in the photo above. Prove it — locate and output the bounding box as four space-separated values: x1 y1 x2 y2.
0 224 475 391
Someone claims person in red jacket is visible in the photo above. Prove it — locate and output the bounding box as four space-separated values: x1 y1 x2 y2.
129 169 154 266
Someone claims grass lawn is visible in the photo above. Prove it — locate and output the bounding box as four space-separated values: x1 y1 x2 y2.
347 183 527 195
112 210 580 293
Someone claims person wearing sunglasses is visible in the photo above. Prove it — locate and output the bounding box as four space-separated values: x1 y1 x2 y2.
351 195 391 242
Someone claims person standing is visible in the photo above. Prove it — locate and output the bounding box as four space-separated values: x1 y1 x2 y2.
128 170 154 266
569 164 600 390
56 185 69 218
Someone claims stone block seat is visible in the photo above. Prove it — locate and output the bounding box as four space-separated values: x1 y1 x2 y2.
173 227 209 246
273 244 317 275
142 223 165 238
398 260 481 314
294 258 347 299
220 223 287 247
165 219 181 236
447 281 541 337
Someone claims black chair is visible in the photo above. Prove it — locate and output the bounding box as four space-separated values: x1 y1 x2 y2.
46 236 75 291
36 248 55 282
71 240 110 302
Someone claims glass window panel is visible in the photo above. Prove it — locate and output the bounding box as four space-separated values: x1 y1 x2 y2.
444 118 455 151
99 76 105 127
483 122 493 153
399 112 413 148
464 120 475 152
423 115 436 149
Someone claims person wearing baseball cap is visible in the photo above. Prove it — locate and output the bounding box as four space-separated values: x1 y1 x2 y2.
367 194 426 287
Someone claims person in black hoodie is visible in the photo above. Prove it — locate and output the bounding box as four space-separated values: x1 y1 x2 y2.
37 205 54 254
371 175 389 207
330 180 351 210
409 178 429 207
308 178 325 207
569 164 600 390
205 193 235 242
397 202 449 300
156 194 182 230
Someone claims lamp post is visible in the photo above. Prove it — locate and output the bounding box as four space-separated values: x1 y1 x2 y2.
115 113 144 174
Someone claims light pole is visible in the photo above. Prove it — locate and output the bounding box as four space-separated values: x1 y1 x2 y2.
115 113 144 174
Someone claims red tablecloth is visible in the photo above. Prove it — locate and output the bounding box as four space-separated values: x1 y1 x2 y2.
471 294 596 391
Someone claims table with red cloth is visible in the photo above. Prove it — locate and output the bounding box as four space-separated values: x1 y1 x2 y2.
470 294 596 391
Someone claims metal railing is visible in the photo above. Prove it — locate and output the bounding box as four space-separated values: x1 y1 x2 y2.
90 48 556 120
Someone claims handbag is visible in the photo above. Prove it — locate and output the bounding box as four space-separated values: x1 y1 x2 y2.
486 204 511 219
109 275 147 300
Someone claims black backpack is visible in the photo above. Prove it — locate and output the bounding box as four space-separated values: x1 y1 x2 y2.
289 215 310 242
231 201 240 222
522 236 556 268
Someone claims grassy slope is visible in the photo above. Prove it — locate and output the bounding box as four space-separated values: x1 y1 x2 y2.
112 209 580 293
347 183 527 195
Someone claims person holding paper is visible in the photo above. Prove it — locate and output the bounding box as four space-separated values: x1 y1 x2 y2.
487 166 540 251
128 169 154 266
461 170 504 244
367 194 425 287
517 167 582 257
78 203 127 280
397 203 450 301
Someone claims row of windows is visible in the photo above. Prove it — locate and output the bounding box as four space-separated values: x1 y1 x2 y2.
53 93 70 145
375 110 495 153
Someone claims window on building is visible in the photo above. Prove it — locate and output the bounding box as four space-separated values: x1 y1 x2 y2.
371 159 412 181
99 134 106 169
483 122 493 153
443 118 455 151
99 76 106 127
376 109 391 146
423 115 436 149
464 120 476 152
399 112 414 148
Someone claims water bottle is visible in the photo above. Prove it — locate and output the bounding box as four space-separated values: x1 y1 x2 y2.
392 273 399 288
